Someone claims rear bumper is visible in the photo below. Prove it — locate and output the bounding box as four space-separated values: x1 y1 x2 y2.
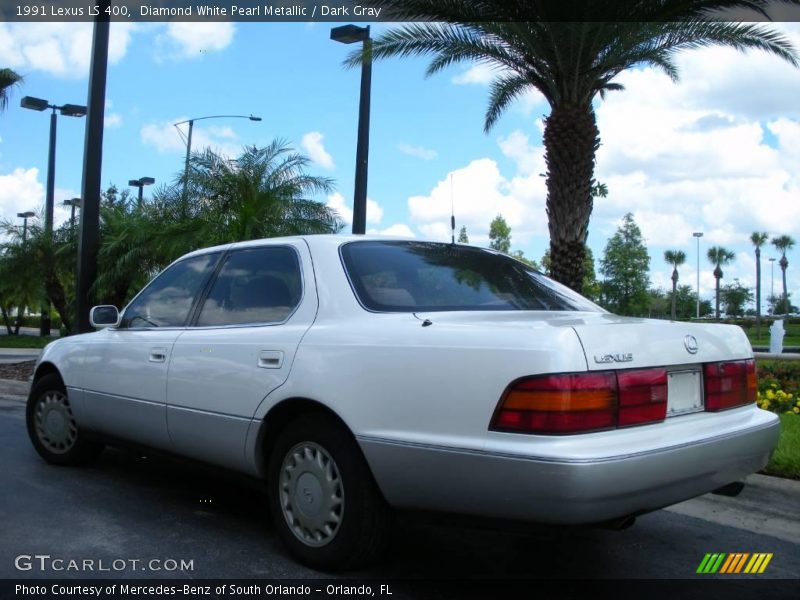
359 408 779 524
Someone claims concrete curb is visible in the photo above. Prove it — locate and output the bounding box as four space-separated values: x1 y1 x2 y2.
0 348 41 356
0 378 30 399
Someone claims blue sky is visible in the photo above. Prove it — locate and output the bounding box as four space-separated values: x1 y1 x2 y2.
1 20 800 308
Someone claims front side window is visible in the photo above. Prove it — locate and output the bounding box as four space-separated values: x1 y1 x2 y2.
196 246 302 326
340 241 603 313
121 253 220 328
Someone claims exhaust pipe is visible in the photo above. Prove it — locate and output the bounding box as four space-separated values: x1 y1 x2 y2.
598 515 637 531
712 481 745 497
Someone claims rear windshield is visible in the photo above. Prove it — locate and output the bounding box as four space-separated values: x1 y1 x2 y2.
340 241 603 313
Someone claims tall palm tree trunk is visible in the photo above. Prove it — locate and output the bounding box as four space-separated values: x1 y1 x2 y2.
781 258 789 315
544 103 600 291
714 270 722 319
755 247 762 338
671 269 678 320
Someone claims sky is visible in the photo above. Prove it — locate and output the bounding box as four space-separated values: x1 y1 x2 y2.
1 19 799 310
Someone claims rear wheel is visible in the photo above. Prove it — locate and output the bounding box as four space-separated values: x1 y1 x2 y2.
267 413 392 571
26 373 103 465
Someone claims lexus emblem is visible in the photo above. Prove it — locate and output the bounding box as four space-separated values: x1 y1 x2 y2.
684 335 699 354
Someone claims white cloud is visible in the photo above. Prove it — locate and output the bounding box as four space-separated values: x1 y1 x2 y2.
367 224 416 237
397 143 437 160
301 132 335 171
157 22 236 59
408 153 545 247
105 113 123 128
326 192 383 226
451 63 497 85
141 118 242 158
0 22 134 78
0 169 44 228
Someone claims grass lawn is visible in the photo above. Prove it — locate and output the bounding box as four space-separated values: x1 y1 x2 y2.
0 335 56 349
763 414 800 480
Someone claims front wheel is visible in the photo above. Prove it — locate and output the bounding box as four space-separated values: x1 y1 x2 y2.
267 413 393 571
26 373 103 466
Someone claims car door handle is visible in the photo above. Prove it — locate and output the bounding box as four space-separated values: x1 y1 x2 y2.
258 350 284 369
149 347 168 363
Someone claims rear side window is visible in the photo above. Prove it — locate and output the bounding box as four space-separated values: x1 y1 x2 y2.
196 246 302 326
121 253 221 328
340 241 602 313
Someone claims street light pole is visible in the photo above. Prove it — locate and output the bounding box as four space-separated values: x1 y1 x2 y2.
174 115 261 200
76 5 110 334
16 211 35 244
128 177 155 206
331 24 372 235
15 211 35 335
693 232 703 319
63 198 81 231
20 96 87 336
769 257 776 301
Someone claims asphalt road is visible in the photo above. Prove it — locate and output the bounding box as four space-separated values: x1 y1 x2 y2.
0 394 798 595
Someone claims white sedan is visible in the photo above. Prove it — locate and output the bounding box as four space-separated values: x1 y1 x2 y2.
26 235 779 570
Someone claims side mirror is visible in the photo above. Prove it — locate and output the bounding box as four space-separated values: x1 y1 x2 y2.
89 305 120 328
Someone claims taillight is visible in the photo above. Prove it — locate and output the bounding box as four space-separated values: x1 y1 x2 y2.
704 359 757 411
617 368 668 427
491 368 668 435
493 372 617 434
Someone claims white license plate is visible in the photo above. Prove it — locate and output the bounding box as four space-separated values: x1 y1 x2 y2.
667 368 703 416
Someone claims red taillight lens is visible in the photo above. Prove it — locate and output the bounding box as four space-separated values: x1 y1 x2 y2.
492 372 617 434
704 359 757 411
617 368 668 427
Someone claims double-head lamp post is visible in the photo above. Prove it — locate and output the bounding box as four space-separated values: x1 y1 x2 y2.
17 211 36 244
20 96 87 336
173 115 261 200
128 177 155 206
63 198 82 230
331 24 372 235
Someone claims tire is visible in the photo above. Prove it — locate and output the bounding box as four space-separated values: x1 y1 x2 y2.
267 413 393 571
26 373 103 466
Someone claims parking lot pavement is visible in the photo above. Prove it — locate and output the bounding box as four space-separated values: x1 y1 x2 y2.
0 393 798 588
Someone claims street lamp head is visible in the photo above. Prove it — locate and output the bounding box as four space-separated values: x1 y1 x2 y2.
17 211 36 219
249 115 262 122
20 96 50 111
60 103 87 117
128 179 140 187
63 197 81 207
331 24 370 44
140 177 155 186
693 232 703 238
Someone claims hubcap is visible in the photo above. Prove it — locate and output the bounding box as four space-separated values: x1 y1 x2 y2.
34 390 77 454
279 441 344 547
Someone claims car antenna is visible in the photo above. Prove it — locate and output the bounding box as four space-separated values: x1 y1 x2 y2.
450 173 456 244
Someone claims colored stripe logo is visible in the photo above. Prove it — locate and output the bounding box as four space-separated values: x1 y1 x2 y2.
697 553 773 574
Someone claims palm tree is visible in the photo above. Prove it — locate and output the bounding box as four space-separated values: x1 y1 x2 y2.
347 1 799 291
750 231 769 337
707 246 736 319
772 234 796 315
0 68 23 111
664 250 686 320
95 141 343 310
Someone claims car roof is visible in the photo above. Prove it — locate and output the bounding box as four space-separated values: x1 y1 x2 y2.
179 234 455 260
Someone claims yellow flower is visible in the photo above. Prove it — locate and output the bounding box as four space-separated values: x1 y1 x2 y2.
794 407 799 414
766 389 776 400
